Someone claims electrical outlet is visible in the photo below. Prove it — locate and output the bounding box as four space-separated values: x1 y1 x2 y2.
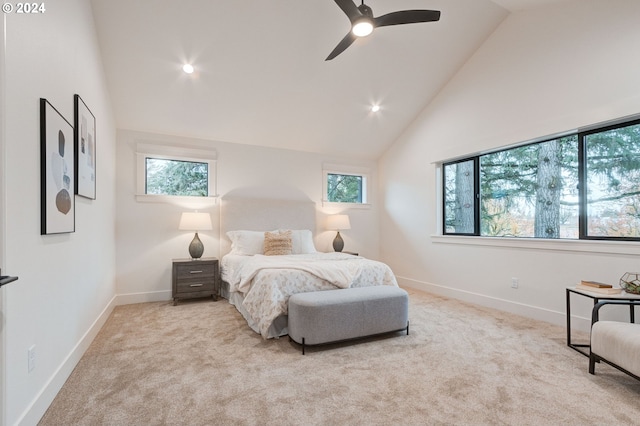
511 277 519 289
28 345 36 373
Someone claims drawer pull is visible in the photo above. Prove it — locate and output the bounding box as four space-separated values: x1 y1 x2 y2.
189 270 203 274
189 283 204 287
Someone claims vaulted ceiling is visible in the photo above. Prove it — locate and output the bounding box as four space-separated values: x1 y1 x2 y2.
90 0 569 160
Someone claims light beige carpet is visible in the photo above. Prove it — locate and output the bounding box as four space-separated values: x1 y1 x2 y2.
39 288 640 425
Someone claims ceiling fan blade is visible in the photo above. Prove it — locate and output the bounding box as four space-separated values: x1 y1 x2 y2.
325 31 357 61
374 10 441 28
333 0 362 22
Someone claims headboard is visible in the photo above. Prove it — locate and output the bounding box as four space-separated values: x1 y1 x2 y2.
219 198 317 257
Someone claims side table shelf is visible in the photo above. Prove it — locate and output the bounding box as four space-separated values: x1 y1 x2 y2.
566 286 640 357
172 258 218 305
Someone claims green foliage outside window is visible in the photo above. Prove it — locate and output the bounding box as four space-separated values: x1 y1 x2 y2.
585 123 640 237
444 118 640 240
327 173 363 203
145 158 208 196
479 136 578 238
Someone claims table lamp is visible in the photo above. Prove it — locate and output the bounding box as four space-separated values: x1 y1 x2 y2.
179 212 213 259
326 214 351 252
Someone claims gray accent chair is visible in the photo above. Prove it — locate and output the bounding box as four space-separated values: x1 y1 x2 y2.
589 300 640 381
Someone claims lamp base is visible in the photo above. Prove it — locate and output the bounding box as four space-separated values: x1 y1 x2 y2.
332 231 344 252
188 232 204 259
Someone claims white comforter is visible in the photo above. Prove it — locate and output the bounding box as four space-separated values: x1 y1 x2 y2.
221 252 398 338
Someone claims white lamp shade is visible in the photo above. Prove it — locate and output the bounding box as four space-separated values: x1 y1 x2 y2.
326 214 351 231
179 212 212 231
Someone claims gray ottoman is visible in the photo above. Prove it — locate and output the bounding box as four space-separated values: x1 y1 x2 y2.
288 286 409 354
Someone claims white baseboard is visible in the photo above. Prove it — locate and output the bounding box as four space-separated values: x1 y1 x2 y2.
18 295 118 426
19 290 173 425
397 276 592 334
19 283 589 425
115 290 172 305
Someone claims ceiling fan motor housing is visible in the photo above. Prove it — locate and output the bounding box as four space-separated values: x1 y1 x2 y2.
357 4 373 18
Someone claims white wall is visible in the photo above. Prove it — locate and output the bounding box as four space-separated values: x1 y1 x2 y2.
3 1 117 425
116 130 379 302
379 0 640 331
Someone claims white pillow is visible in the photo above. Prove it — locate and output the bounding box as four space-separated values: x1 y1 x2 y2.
227 229 316 255
282 229 317 254
227 230 266 255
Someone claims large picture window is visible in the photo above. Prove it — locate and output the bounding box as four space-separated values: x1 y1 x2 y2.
442 117 640 241
444 159 477 234
583 121 640 238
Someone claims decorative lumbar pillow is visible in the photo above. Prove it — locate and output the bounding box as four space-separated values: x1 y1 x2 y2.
264 230 292 256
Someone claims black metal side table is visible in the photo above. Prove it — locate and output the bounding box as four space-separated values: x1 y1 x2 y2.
566 286 640 357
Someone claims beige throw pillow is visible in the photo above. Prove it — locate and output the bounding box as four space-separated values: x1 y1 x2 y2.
264 230 292 256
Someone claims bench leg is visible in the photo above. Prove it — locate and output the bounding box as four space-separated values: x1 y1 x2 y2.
302 337 305 355
407 320 410 336
589 352 596 375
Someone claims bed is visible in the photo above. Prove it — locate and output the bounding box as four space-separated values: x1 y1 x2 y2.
219 197 399 339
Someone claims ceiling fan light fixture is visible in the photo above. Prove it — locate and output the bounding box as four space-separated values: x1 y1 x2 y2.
352 18 373 37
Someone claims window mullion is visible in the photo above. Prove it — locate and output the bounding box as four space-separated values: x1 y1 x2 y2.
578 132 587 239
473 156 480 236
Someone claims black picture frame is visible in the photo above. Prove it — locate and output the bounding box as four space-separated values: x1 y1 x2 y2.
40 98 75 234
74 94 96 199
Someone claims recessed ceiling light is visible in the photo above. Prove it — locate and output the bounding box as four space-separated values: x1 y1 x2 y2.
182 64 194 74
371 105 380 112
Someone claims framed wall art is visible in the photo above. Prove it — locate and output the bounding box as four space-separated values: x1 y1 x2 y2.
40 98 75 234
74 94 96 199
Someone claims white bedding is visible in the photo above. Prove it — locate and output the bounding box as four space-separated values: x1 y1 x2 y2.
221 252 398 338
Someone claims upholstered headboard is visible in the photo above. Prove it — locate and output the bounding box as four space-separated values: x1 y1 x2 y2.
219 198 317 257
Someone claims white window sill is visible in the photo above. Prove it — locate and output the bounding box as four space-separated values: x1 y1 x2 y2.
321 201 371 210
431 234 640 256
136 194 218 207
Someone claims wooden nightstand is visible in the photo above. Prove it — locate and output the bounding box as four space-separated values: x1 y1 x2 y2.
172 258 218 305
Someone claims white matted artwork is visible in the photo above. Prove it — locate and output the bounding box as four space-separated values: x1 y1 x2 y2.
74 94 96 199
40 98 75 234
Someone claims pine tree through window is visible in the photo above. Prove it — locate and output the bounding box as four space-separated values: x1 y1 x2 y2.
442 116 640 241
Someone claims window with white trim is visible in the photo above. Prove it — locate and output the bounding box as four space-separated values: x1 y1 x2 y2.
136 143 217 202
322 164 370 208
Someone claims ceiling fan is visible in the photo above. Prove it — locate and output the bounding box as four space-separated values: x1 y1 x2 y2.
326 0 441 61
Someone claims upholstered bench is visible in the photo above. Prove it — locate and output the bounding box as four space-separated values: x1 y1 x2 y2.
288 286 409 354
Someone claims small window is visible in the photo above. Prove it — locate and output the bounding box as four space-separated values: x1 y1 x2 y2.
136 143 217 202
327 173 364 203
145 157 208 196
323 165 369 207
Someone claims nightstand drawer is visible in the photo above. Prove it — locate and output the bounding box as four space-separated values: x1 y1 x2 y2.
175 264 216 280
176 278 214 294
